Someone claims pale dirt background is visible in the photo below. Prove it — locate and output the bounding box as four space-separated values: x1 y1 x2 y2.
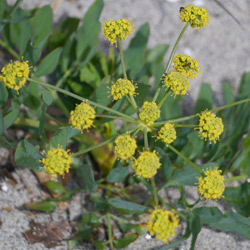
1 0 250 249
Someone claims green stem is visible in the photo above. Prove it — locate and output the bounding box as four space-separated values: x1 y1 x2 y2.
10 0 23 16
143 128 149 150
125 95 138 114
118 39 127 79
158 91 171 109
0 38 20 59
224 175 247 182
168 144 203 175
130 95 139 111
158 196 187 220
107 212 114 250
96 114 134 122
153 23 189 102
174 124 196 128
151 178 159 208
51 91 70 117
28 77 136 123
132 126 141 138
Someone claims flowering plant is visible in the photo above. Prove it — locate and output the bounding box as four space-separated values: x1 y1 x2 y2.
0 1 250 249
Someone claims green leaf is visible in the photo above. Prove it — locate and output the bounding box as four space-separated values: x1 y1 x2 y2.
0 110 3 134
157 147 173 182
3 109 19 130
124 23 150 78
48 126 79 150
209 211 250 240
146 44 169 64
107 167 129 183
0 82 8 106
119 222 145 234
238 72 250 95
189 212 201 250
171 163 217 186
15 139 42 171
107 198 147 215
80 62 101 88
194 207 223 224
45 181 66 195
24 201 57 212
223 182 250 217
42 90 53 106
76 0 103 60
31 5 53 48
94 240 107 250
76 164 98 192
194 83 213 114
113 233 138 249
35 47 63 77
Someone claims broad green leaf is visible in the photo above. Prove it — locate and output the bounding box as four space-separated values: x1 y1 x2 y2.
238 72 250 95
0 84 8 106
124 23 150 78
222 82 234 105
146 44 169 64
80 62 101 88
107 198 147 215
157 147 173 182
3 109 19 130
31 5 53 48
24 201 57 212
76 164 98 192
107 167 129 183
223 182 250 217
209 211 250 240
15 139 42 171
113 233 138 249
194 83 213 114
48 126 79 150
119 222 145 234
42 90 53 106
35 47 63 77
76 0 103 60
194 207 223 224
0 110 3 134
24 81 41 109
171 163 217 186
49 17 80 50
46 180 66 195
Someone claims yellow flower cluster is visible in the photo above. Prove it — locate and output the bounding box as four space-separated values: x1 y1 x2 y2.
0 60 29 91
173 54 200 78
180 4 209 29
133 151 161 178
198 110 224 143
114 134 137 160
110 78 137 100
163 71 190 96
147 209 179 243
69 101 96 133
41 146 72 178
157 123 177 145
197 167 225 200
103 18 134 46
139 101 160 126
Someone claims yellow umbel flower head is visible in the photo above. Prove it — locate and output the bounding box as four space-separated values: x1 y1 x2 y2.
41 146 72 178
0 60 29 91
111 78 137 101
180 4 209 29
139 101 160 126
69 101 96 133
173 54 200 78
157 123 177 145
114 134 137 160
163 71 190 96
147 209 179 243
198 110 224 143
197 167 225 200
133 151 161 179
103 18 134 46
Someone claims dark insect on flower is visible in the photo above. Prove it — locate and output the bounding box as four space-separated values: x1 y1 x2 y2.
183 62 191 67
168 215 173 223
179 7 184 12
161 73 167 81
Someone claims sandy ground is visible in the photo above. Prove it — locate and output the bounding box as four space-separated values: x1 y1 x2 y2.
1 0 250 249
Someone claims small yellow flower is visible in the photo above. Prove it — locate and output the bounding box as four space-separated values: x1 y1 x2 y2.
173 54 200 78
114 134 137 160
40 146 72 178
198 110 224 143
197 167 225 200
0 60 29 91
139 101 160 126
133 151 161 179
163 71 190 96
69 101 96 133
157 123 177 145
180 4 209 29
110 78 137 101
103 18 134 46
147 209 179 243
